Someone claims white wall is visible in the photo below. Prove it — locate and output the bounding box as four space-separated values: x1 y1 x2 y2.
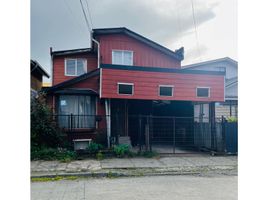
226 83 238 97
185 60 238 79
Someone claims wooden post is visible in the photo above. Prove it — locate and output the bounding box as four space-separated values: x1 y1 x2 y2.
138 115 142 152
145 116 150 151
173 117 176 154
210 102 216 151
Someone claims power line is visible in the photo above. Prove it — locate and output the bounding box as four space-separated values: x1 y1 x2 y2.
62 0 87 36
190 0 202 61
79 0 91 33
85 0 94 29
175 1 184 49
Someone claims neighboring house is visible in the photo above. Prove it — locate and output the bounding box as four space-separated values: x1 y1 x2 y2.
31 59 50 97
42 82 52 88
45 27 225 148
183 57 238 119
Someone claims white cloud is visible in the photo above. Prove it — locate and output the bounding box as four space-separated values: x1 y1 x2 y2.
31 0 237 81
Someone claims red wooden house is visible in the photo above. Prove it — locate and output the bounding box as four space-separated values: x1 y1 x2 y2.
46 27 225 151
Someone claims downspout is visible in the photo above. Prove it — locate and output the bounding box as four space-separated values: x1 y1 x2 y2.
91 31 100 69
91 31 110 148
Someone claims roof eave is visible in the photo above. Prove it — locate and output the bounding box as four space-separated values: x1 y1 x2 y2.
51 48 93 57
44 69 100 93
101 64 226 76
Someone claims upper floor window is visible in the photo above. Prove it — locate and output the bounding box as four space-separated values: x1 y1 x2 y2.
65 59 87 76
118 82 134 95
159 85 174 97
196 87 210 98
112 50 133 66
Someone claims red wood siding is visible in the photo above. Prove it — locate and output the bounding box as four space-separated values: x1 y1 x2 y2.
65 76 99 92
98 34 181 68
101 69 224 102
52 53 97 85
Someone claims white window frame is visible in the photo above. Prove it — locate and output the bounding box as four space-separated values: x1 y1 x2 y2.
159 85 174 97
64 58 87 76
117 82 134 95
112 50 134 66
196 87 210 98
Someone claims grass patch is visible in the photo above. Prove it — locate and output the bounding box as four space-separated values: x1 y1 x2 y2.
65 176 78 180
31 175 79 182
31 176 63 182
107 171 117 179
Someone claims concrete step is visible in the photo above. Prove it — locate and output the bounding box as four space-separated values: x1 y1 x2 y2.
118 136 132 147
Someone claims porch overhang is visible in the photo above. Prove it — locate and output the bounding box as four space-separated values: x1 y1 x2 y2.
53 88 98 95
43 69 100 94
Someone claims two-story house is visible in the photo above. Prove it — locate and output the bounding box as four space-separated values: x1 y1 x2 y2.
45 27 225 150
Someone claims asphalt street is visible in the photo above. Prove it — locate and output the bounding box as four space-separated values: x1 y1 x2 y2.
31 175 237 200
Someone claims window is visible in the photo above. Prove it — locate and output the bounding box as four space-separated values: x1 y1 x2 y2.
159 85 174 97
112 50 133 65
58 95 96 128
65 59 87 76
196 87 210 97
217 67 226 72
118 83 134 95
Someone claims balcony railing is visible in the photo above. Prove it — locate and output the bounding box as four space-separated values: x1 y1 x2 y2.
54 114 101 129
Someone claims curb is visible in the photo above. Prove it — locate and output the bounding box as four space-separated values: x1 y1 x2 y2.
31 166 237 180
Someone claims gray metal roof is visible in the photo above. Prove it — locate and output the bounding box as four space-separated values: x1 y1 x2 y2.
183 57 237 69
31 59 50 78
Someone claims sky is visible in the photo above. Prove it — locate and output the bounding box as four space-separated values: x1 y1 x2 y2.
31 0 237 83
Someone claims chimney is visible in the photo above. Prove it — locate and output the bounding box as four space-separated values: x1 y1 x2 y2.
175 47 184 61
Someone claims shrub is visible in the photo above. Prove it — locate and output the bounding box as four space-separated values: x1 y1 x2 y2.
88 142 104 154
31 147 77 161
113 144 130 157
31 93 63 148
226 116 238 122
96 152 104 160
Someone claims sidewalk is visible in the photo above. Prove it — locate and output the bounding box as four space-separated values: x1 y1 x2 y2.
31 155 237 178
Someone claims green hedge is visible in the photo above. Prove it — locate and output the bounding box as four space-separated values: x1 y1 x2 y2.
31 147 77 162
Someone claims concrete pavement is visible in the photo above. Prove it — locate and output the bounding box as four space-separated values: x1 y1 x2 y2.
31 175 238 200
31 156 237 177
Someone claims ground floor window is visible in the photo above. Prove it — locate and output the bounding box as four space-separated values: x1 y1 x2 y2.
57 95 96 128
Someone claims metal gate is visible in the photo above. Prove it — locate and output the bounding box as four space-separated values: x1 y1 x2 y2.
129 115 225 154
223 122 238 154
